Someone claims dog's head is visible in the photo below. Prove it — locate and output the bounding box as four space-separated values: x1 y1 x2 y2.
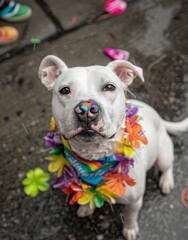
38 55 144 151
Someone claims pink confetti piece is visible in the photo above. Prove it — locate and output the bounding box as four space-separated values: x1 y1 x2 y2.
104 0 127 15
104 48 130 61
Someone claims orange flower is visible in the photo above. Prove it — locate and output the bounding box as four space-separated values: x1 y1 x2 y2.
63 182 84 205
126 120 148 148
70 191 83 205
127 115 139 126
104 173 136 196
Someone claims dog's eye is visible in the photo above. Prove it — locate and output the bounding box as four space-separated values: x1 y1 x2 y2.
103 84 116 92
59 87 71 95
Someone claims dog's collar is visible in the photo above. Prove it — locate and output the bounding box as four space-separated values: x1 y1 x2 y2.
61 136 117 186
44 103 148 208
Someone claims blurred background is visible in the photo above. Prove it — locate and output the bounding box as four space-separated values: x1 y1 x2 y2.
0 0 188 239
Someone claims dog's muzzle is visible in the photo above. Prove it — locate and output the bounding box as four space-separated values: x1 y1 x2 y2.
74 101 100 123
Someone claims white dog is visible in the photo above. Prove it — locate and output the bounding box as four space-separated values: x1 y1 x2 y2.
38 55 188 240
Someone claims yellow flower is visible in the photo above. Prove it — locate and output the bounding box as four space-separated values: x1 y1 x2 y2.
78 191 95 209
50 116 58 131
96 185 116 204
45 155 71 177
115 136 134 157
123 144 134 157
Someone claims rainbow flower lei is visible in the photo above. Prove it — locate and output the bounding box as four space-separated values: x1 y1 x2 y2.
44 104 148 208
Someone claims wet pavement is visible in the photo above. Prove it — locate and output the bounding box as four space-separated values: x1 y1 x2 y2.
0 0 188 239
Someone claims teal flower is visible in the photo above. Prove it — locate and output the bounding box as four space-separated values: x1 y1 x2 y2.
22 168 50 197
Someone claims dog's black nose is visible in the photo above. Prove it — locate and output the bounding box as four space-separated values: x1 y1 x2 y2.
74 101 100 123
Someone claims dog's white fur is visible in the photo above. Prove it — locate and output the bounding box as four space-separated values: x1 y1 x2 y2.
39 55 188 240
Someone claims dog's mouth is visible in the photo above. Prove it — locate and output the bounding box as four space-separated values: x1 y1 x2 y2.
66 119 116 142
75 129 98 142
69 128 116 142
71 128 104 141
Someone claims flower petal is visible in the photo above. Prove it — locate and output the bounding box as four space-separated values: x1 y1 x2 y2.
124 145 134 157
22 178 32 186
69 192 83 205
38 173 50 181
38 182 49 192
69 182 82 192
106 181 116 192
63 187 73 194
24 184 38 197
132 124 142 135
96 186 116 204
45 156 55 161
49 148 61 155
106 180 125 196
34 168 44 176
26 170 34 178
48 157 61 172
50 116 58 130
123 175 136 186
138 135 148 145
94 194 104 208
132 139 141 148
78 192 95 208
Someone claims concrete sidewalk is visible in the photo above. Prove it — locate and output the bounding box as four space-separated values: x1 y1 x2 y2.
0 0 188 240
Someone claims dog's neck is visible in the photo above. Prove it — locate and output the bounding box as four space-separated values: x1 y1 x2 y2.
68 124 124 160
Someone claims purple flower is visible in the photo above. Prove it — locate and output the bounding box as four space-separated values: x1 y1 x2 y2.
43 130 62 148
112 153 134 175
126 104 138 118
52 167 79 189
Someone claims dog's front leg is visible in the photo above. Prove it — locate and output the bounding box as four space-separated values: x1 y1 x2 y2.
122 197 143 240
77 204 95 217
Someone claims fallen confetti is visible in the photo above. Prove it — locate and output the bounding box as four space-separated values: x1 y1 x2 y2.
22 167 50 197
30 38 41 50
30 38 41 44
181 187 188 208
104 48 129 60
71 16 78 24
104 0 127 15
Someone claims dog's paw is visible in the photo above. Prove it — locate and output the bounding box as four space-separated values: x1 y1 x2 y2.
77 205 95 217
122 223 139 240
159 169 174 194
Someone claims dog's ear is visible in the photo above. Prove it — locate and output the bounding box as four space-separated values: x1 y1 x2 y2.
38 55 68 90
107 60 144 88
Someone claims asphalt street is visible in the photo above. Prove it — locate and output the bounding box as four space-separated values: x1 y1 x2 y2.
0 0 188 239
